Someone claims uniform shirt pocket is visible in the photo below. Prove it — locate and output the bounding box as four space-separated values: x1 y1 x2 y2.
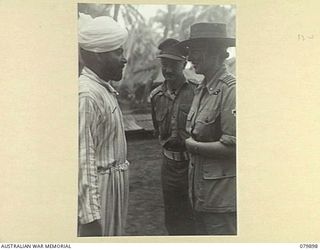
154 106 169 139
186 109 195 134
202 158 236 179
178 104 190 129
155 106 168 122
200 159 236 211
194 108 222 142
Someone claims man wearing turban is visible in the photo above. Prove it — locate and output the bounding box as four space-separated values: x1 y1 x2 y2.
78 13 129 236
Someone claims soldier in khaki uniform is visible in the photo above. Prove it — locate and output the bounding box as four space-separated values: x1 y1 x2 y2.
150 39 195 235
177 23 237 235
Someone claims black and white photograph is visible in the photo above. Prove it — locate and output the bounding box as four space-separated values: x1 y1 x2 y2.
3 0 320 246
77 3 236 237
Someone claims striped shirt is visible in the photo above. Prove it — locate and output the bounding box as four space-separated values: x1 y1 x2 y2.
78 67 128 225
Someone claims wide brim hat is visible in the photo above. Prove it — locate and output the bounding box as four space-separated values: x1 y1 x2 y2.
156 38 187 61
176 22 235 49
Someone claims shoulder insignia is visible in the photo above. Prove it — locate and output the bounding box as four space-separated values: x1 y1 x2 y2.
149 84 164 99
221 74 236 87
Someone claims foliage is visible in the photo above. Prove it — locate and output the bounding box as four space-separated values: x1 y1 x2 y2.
150 5 235 41
78 4 236 108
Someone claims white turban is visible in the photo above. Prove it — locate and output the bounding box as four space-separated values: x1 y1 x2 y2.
78 13 128 53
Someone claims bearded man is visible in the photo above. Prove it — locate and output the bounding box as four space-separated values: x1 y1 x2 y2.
78 13 129 237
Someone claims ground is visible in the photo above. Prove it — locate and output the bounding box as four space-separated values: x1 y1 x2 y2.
124 132 168 236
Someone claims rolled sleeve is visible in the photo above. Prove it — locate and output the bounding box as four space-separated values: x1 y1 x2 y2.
78 96 101 224
219 84 236 146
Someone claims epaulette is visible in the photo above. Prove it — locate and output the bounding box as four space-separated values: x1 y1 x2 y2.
221 74 236 87
149 84 164 100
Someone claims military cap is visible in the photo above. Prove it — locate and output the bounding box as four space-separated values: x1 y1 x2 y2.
157 38 187 61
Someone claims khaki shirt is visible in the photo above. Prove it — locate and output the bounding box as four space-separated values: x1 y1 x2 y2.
150 80 195 152
186 64 236 213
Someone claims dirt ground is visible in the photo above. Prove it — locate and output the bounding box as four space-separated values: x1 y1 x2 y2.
124 132 168 236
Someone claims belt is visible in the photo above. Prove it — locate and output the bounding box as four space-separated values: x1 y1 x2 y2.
163 148 189 161
97 160 129 175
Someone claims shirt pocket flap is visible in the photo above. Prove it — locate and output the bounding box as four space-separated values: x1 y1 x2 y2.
202 158 236 180
197 108 220 125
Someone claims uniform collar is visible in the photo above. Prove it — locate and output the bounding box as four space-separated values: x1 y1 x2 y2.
162 78 188 99
81 66 119 95
196 64 228 95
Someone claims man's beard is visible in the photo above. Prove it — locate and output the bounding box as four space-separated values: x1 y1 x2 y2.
102 67 123 82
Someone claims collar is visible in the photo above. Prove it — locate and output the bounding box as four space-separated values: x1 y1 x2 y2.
162 78 188 99
81 66 119 95
196 64 228 95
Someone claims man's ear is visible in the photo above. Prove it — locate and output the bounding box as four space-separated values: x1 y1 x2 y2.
217 50 229 63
